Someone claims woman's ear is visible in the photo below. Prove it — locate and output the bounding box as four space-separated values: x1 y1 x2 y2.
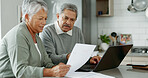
56 13 59 21
25 14 29 22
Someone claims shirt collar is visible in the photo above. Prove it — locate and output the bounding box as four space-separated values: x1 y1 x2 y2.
54 21 72 36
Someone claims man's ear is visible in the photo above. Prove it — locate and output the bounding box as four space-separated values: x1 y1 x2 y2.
56 13 59 21
25 14 29 22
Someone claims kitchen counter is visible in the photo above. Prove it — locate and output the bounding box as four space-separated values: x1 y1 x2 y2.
97 51 148 57
99 65 148 78
44 65 148 78
127 53 148 57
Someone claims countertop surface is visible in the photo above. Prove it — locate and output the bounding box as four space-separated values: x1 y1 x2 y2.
99 65 148 78
127 53 148 57
44 65 148 78
97 51 148 57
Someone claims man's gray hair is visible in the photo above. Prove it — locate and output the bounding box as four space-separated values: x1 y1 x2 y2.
22 0 48 22
59 3 78 19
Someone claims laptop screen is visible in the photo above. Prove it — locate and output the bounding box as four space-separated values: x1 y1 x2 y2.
93 44 133 72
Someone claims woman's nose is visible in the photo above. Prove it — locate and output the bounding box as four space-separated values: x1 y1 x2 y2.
42 19 46 25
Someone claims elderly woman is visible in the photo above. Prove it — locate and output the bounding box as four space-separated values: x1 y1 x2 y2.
0 0 70 78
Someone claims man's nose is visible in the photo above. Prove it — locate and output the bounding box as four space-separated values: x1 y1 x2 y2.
66 19 71 25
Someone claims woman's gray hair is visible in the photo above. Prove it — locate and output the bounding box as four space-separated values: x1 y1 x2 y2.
22 0 48 22
59 3 78 19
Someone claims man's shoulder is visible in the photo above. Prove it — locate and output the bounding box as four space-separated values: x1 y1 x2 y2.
73 26 81 31
44 23 55 29
43 23 56 32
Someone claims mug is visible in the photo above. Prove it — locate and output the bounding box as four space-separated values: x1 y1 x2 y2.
98 11 103 15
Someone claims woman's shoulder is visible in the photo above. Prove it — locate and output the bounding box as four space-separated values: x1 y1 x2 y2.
14 22 31 41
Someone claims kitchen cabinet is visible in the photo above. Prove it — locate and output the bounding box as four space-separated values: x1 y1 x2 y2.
96 0 114 17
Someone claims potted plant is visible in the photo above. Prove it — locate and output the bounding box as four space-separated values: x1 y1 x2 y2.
99 34 110 51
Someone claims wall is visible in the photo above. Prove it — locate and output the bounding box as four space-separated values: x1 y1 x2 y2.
1 0 22 38
44 0 82 29
97 0 148 46
0 0 1 39
82 0 91 44
91 0 98 45
2 0 148 46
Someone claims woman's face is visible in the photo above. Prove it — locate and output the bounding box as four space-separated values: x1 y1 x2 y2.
26 8 47 33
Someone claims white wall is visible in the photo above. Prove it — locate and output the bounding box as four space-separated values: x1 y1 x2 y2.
97 0 148 46
1 0 22 38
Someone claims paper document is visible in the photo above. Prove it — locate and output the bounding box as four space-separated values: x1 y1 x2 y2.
66 43 96 76
66 72 115 78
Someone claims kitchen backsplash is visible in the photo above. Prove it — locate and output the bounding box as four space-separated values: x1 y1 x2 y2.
97 0 148 46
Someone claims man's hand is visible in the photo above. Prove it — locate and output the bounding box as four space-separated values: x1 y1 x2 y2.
50 63 71 77
90 56 101 64
66 53 71 60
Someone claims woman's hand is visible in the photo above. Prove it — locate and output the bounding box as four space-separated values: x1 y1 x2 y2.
43 63 71 77
51 63 71 77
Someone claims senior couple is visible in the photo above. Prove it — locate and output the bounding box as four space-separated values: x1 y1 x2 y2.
0 0 101 77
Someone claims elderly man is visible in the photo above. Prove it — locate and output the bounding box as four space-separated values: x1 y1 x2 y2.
40 3 101 65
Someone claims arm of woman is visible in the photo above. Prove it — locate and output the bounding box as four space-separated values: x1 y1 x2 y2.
43 63 70 77
8 45 44 78
7 33 46 77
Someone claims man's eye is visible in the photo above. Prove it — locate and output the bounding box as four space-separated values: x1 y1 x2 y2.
71 19 75 21
38 18 43 20
64 17 68 20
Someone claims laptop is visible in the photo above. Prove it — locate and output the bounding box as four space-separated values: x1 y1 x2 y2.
77 44 133 72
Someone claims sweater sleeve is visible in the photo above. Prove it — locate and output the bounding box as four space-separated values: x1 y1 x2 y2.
39 37 55 68
7 31 45 78
8 45 44 78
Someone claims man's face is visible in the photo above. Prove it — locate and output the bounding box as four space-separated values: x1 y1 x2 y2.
26 8 47 33
57 9 77 32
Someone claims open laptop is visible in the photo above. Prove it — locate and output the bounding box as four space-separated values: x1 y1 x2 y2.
77 44 133 72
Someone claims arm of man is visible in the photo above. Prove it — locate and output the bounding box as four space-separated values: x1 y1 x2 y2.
90 56 102 64
40 26 68 64
78 28 102 64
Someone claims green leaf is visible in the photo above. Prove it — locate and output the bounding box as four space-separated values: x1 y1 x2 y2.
99 34 110 44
